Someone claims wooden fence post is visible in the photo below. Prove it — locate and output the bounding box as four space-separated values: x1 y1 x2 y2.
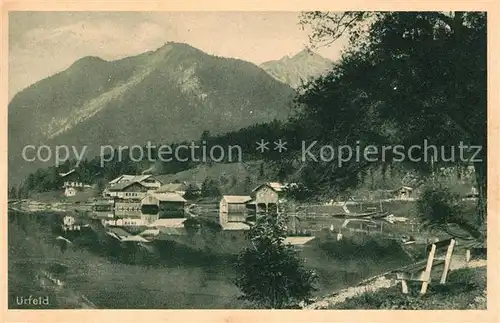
466 249 471 264
420 243 436 295
401 280 409 294
440 239 455 284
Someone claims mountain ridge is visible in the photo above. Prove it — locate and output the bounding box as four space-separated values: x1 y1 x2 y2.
8 42 296 184
260 48 334 88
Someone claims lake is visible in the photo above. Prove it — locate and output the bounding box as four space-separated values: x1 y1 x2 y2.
8 210 413 309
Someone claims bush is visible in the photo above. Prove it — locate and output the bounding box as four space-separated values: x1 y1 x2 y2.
201 177 221 198
234 214 318 308
183 184 200 200
331 267 486 309
417 184 465 227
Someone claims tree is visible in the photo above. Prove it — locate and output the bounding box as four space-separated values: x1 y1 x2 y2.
299 12 486 227
183 183 200 200
243 176 253 193
235 214 318 308
96 178 106 193
201 177 221 198
417 184 482 239
258 162 265 178
219 173 230 186
201 130 211 142
8 186 17 199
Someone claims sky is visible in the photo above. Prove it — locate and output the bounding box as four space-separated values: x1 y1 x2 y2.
8 11 349 100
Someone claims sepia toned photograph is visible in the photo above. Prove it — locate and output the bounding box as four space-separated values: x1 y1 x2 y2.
7 10 487 311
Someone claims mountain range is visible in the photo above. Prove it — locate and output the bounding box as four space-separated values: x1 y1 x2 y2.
260 49 334 88
8 42 333 184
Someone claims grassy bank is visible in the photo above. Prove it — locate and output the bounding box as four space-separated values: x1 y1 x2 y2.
328 267 486 309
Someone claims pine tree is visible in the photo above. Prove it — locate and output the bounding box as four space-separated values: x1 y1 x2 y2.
235 214 318 308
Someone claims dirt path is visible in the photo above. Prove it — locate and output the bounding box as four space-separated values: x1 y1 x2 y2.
305 256 487 309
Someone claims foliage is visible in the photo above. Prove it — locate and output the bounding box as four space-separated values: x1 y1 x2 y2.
258 163 265 178
283 182 315 202
416 184 482 239
8 186 17 199
9 42 295 186
183 183 200 200
234 214 318 308
19 120 291 195
298 12 487 225
417 184 465 227
330 267 486 309
18 13 487 227
242 176 253 193
201 177 222 198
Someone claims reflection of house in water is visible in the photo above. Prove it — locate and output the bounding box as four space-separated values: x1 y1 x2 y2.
92 199 114 219
105 192 187 226
114 200 143 225
145 218 188 238
141 193 187 219
217 182 291 231
142 194 189 238
219 195 252 227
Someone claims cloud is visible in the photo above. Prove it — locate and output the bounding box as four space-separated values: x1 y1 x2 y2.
8 12 347 101
9 19 170 100
16 20 168 58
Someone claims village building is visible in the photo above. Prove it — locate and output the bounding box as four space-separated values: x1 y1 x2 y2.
110 199 152 226
103 181 150 200
395 186 414 200
108 174 162 189
219 195 252 227
246 183 280 218
60 169 80 185
157 193 187 219
267 182 288 199
155 183 188 196
141 192 187 219
268 182 297 200
63 184 93 198
98 187 187 227
59 169 92 197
